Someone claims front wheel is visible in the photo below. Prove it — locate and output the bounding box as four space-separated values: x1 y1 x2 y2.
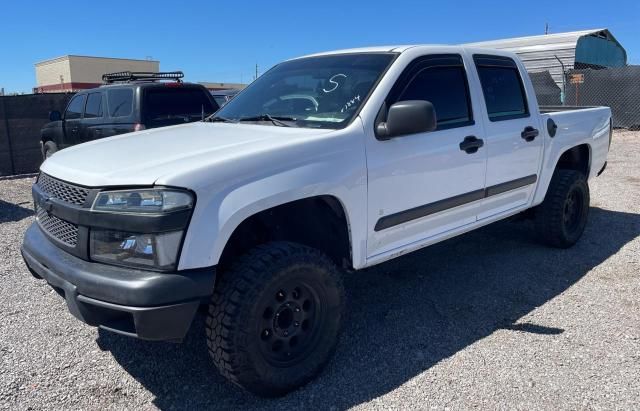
535 169 590 248
206 242 345 397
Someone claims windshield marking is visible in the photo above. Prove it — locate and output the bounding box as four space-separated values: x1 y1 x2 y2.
322 73 348 93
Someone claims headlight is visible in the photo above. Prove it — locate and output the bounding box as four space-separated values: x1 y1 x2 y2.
90 229 184 271
90 188 194 270
92 189 193 213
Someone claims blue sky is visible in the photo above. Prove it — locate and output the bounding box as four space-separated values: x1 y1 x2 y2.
1 0 639 93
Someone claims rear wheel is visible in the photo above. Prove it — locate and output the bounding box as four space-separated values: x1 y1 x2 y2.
206 242 345 397
42 141 58 159
535 169 590 248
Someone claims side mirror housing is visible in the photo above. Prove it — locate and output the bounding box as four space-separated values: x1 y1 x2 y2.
376 100 437 140
49 110 62 122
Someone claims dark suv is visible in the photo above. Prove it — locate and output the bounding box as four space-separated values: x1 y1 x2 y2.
41 72 219 158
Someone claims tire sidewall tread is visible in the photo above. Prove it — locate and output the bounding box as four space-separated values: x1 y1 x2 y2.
535 169 590 248
206 241 345 397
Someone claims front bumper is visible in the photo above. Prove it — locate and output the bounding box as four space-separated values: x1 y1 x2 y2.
22 223 216 341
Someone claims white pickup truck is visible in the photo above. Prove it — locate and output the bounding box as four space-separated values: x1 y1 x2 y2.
22 45 611 396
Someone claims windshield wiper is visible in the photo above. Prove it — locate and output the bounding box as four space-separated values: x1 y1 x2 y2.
205 115 238 123
237 114 296 127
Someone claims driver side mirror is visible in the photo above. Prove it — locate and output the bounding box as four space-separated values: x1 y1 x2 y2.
376 100 437 140
49 110 62 122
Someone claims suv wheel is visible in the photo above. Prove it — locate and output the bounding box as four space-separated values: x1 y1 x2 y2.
42 141 58 159
206 242 345 397
535 169 590 248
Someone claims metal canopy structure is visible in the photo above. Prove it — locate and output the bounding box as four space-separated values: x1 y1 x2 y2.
465 29 627 88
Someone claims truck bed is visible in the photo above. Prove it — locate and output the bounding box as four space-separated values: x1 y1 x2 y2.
539 105 599 114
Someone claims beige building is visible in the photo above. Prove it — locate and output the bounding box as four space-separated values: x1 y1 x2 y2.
34 55 160 93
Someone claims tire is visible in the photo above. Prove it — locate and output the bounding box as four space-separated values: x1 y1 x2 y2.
535 169 590 248
42 141 58 159
206 242 345 397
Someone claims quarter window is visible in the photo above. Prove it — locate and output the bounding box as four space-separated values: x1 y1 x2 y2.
65 95 86 120
84 93 103 118
107 89 134 117
474 55 529 121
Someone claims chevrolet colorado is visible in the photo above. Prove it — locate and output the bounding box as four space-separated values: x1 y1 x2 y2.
22 45 611 396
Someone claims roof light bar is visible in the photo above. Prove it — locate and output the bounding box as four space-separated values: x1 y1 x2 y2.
102 71 184 84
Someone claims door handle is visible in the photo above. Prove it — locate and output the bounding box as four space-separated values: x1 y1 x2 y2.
521 126 539 142
71 127 79 133
459 136 484 154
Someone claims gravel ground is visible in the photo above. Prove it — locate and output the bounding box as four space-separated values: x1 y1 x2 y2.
1 130 639 410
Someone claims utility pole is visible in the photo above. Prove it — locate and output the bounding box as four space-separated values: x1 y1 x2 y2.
545 22 549 35
255 64 258 81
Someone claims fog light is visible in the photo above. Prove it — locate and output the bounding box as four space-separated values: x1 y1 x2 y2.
90 229 183 271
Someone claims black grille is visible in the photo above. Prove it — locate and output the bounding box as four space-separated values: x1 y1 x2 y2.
36 207 78 247
37 173 89 206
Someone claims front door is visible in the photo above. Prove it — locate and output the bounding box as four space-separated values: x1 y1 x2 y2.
62 94 85 147
366 54 488 259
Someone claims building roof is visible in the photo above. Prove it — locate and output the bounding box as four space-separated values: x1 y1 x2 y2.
464 29 626 86
35 55 159 66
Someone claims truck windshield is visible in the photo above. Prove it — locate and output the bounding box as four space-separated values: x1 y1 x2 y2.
212 53 396 129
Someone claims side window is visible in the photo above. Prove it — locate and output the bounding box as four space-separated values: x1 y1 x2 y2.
65 94 86 120
107 89 134 117
474 55 529 121
386 54 474 130
398 66 473 128
84 92 103 118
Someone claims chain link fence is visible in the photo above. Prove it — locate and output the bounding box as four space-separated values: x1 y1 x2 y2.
530 66 640 129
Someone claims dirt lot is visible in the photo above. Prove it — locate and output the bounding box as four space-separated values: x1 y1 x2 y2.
1 130 639 410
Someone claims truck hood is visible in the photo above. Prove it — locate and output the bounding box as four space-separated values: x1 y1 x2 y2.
41 122 334 187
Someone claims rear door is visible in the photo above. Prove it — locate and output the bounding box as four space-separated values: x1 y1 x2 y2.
366 54 488 258
471 54 543 219
62 94 86 147
104 88 136 136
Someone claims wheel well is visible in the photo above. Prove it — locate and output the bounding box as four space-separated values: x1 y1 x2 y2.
556 144 590 177
218 196 352 270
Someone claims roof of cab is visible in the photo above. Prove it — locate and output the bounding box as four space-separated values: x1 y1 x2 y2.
293 45 519 60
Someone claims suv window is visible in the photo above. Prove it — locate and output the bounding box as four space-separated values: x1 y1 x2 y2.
65 94 86 120
108 89 134 117
143 88 216 124
398 66 472 128
84 92 103 118
474 55 529 121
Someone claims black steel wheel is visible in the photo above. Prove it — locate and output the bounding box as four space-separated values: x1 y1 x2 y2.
206 242 345 397
535 169 590 248
257 282 324 367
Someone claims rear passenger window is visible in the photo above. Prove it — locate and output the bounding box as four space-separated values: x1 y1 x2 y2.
398 66 472 128
108 89 133 117
474 55 529 121
84 93 103 118
65 95 86 120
